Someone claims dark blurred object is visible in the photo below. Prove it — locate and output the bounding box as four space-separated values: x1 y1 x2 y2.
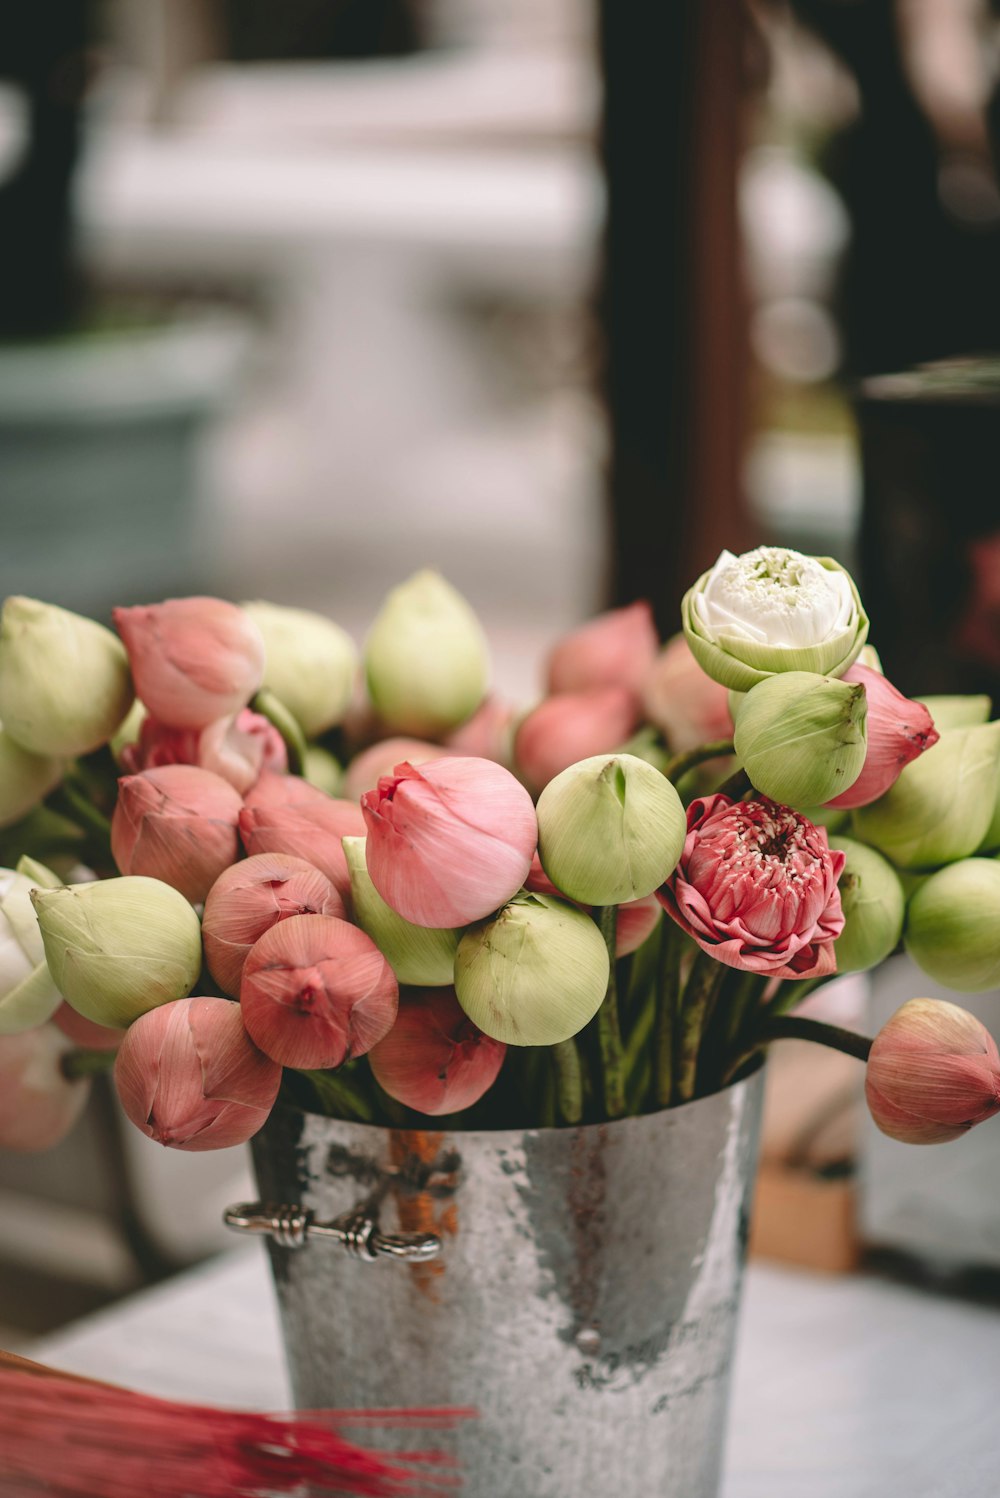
0 0 88 338
788 0 1000 376
598 0 756 636
858 356 1000 698
221 0 423 61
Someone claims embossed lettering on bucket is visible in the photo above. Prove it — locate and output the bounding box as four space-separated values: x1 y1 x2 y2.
249 1067 764 1498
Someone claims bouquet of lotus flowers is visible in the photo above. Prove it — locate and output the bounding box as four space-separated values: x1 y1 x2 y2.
1 550 999 1157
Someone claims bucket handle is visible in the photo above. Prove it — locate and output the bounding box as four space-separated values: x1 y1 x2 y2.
223 1200 441 1263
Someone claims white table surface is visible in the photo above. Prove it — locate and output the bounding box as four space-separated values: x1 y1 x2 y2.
33 1249 1000 1498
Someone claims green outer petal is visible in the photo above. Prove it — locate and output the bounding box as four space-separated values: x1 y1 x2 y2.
0 961 62 1034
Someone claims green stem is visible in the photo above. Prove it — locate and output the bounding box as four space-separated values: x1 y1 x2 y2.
552 1039 584 1125
253 689 308 776
714 766 752 800
596 906 626 1120
662 739 735 785
722 1013 873 1086
47 780 113 847
61 1048 117 1080
298 1067 377 1123
654 917 683 1107
674 951 726 1103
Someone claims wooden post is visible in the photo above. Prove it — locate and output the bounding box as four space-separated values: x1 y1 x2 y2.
598 0 754 631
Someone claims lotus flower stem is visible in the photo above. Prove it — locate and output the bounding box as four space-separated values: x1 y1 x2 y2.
595 906 626 1119
47 780 112 848
297 1067 377 1124
662 739 735 785
713 765 752 800
675 951 725 1102
61 1048 117 1081
252 689 307 776
552 1039 583 1124
654 918 683 1107
722 1013 873 1086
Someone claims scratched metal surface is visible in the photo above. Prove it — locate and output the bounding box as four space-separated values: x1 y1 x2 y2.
252 1070 764 1498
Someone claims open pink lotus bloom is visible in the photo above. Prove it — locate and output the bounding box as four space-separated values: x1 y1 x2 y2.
112 764 243 904
341 737 448 802
361 757 537 928
658 794 845 979
824 663 938 809
114 598 265 731
642 634 733 753
0 1026 92 1152
203 853 345 997
546 602 659 697
513 686 641 795
368 987 506 1115
239 772 365 900
865 997 1000 1144
122 708 287 795
115 995 281 1152
524 854 660 956
240 913 398 1069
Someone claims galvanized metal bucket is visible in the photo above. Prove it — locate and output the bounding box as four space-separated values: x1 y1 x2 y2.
239 1070 763 1498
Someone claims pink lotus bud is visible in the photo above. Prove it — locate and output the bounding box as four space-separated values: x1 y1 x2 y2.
341 737 449 802
240 913 398 1069
642 635 733 753
524 854 660 955
0 1026 91 1152
824 664 939 809
546 601 659 696
615 894 662 955
659 795 845 979
111 765 243 905
865 997 1000 1144
114 996 281 1152
368 987 506 1115
113 598 265 731
52 1001 122 1051
239 772 365 901
513 687 641 795
444 696 514 765
202 853 345 997
361 757 537 928
122 709 287 795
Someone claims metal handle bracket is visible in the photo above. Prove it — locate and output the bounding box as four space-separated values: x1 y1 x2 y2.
224 1200 441 1263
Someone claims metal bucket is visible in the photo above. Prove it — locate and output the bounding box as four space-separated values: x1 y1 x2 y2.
244 1070 763 1498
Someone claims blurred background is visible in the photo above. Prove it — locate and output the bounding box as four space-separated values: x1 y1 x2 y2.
2 0 1000 1348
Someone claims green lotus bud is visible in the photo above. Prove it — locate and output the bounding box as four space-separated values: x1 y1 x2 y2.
904 858 1000 992
918 695 991 732
31 876 202 1027
828 835 904 973
733 671 867 807
364 571 489 737
0 858 63 1034
455 892 609 1046
303 745 344 797
977 772 1000 854
853 722 1000 869
536 753 685 905
0 597 133 757
242 601 357 739
682 546 868 693
343 836 458 986
0 726 63 828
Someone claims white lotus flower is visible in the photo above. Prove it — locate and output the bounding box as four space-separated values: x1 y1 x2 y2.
683 546 868 692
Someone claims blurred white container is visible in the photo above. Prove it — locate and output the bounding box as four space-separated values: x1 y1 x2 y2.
0 312 249 615
862 953 1000 1268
